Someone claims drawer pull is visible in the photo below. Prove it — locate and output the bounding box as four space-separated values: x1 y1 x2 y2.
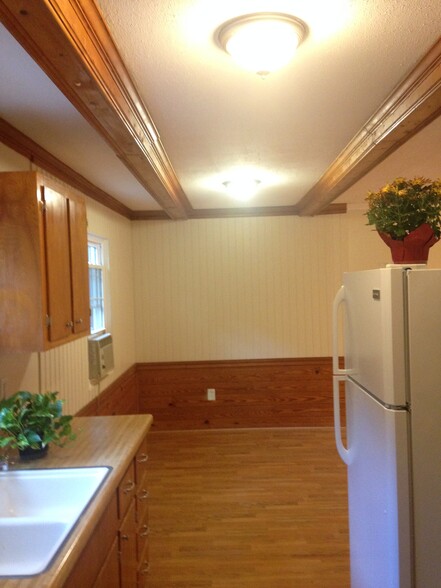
137 453 149 463
122 480 135 494
138 489 149 501
140 525 150 538
139 562 150 575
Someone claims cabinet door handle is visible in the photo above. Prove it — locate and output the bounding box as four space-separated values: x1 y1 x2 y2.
75 318 83 324
121 533 130 541
138 489 149 501
139 562 150 575
65 321 74 328
123 480 135 494
140 525 150 538
137 453 149 463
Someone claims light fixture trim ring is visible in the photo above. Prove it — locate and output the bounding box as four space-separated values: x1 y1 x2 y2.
216 12 308 54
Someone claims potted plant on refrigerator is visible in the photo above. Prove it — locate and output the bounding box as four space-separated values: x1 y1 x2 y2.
0 391 75 461
365 176 441 264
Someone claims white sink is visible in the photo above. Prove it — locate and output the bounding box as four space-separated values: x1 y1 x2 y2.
0 466 111 576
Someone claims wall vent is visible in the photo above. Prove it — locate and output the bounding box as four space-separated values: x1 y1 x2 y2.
88 333 114 381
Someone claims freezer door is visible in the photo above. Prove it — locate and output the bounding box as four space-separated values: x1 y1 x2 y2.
342 268 407 406
345 379 411 588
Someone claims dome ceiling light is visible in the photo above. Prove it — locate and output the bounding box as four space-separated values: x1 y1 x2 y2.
223 178 261 202
216 12 308 78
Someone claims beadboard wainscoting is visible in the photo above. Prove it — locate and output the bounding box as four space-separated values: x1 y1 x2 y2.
137 357 336 430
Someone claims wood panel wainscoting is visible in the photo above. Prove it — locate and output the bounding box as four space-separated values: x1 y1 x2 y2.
137 357 336 430
78 358 342 431
77 364 138 417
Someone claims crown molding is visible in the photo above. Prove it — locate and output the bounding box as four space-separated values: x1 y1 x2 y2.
131 202 346 220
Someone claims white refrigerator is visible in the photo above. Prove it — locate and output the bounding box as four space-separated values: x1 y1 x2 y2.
332 266 441 588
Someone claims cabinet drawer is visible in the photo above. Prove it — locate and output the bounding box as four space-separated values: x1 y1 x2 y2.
137 508 150 560
118 461 136 519
135 436 149 484
136 478 149 523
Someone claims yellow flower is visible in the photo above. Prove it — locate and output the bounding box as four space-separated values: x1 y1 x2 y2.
365 176 441 240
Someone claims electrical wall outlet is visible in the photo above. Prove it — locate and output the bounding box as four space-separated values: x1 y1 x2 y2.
207 388 216 401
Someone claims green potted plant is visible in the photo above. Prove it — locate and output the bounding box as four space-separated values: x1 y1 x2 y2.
365 176 441 263
0 391 75 461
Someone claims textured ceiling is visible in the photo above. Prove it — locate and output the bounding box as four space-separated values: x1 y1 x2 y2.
0 1 441 216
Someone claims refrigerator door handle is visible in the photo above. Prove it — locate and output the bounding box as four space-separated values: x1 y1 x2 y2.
333 375 350 465
332 285 351 375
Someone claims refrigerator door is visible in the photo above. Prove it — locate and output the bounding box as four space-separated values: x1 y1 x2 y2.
406 269 441 587
345 379 411 588
341 268 407 407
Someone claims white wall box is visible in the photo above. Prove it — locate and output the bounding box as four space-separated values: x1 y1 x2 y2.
89 333 115 381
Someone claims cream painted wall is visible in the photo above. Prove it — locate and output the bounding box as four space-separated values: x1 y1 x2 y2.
0 144 136 414
132 213 369 362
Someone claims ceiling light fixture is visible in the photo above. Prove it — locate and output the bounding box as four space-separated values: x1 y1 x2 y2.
223 178 261 202
216 12 307 77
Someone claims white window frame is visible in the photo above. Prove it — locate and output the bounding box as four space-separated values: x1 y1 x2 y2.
88 234 110 335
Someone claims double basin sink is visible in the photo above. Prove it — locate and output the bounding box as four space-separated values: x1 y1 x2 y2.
0 466 110 577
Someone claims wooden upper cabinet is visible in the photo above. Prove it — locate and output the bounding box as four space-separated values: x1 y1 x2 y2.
0 171 90 351
43 186 74 342
68 196 90 335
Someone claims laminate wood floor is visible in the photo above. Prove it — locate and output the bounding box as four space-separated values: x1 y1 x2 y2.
147 428 350 588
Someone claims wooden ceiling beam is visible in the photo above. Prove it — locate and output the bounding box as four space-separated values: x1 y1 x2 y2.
295 37 441 216
0 0 190 219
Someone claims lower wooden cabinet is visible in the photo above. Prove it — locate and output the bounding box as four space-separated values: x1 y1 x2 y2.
63 432 150 587
63 494 119 587
119 501 138 586
93 538 120 588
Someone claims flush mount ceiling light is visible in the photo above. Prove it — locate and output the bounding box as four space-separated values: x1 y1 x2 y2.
223 178 261 202
216 12 307 77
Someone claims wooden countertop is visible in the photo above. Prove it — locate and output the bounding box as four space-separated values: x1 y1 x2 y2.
0 414 153 588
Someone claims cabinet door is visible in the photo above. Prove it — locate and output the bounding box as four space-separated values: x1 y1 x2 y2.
93 537 120 588
120 501 138 587
64 494 119 588
42 186 73 342
0 172 45 351
68 197 90 335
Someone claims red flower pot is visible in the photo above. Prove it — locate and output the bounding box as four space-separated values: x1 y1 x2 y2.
378 223 439 264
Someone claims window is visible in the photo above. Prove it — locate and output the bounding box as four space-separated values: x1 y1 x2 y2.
88 236 109 334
